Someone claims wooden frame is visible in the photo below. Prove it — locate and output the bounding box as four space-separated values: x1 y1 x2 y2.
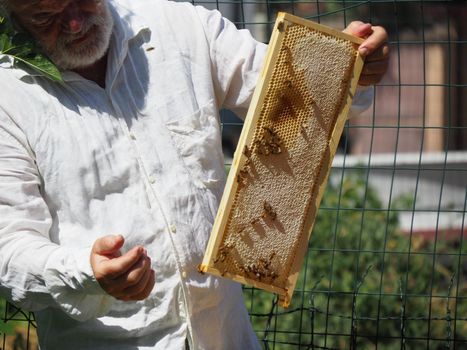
199 12 365 307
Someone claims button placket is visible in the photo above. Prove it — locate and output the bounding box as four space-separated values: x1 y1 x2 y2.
110 98 193 341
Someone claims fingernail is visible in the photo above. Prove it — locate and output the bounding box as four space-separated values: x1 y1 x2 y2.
359 47 369 57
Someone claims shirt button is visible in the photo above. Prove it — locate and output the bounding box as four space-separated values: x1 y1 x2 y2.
148 175 156 184
181 270 187 279
129 132 136 140
169 224 177 233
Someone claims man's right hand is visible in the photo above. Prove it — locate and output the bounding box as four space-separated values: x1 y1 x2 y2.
90 235 155 301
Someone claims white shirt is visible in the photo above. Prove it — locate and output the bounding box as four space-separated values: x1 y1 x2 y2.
0 1 371 349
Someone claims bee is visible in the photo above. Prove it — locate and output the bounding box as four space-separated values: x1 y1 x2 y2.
214 243 233 263
236 167 249 185
239 168 249 178
262 201 277 220
284 80 293 88
243 145 252 158
270 142 282 154
250 218 260 226
269 251 276 261
254 139 269 155
277 20 285 32
255 126 285 156
263 126 277 136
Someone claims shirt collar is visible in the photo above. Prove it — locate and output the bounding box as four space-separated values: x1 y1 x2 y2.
108 0 151 63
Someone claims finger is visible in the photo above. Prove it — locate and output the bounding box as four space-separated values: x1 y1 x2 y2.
343 21 372 38
92 234 124 256
358 26 388 57
126 270 156 301
102 255 150 295
99 246 147 280
364 44 390 63
121 265 154 298
361 59 389 76
358 73 385 86
113 255 152 289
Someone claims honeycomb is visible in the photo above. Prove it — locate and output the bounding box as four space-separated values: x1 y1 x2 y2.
200 13 364 307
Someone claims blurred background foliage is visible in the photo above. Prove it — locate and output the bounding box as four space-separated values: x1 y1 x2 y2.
244 170 466 349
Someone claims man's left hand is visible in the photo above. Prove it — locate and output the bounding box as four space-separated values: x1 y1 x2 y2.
344 21 390 86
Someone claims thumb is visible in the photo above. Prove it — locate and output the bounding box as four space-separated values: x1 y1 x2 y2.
92 234 125 256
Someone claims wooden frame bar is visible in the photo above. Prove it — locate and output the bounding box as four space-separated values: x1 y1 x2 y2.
199 12 364 307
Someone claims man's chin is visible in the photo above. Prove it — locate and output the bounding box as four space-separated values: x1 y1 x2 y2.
50 54 101 71
48 22 113 70
48 41 110 71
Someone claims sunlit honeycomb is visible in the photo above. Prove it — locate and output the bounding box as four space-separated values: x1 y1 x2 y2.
210 18 359 294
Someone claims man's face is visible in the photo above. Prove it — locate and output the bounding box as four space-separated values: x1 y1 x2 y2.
11 0 113 70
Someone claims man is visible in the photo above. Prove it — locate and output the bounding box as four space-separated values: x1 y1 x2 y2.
0 0 389 348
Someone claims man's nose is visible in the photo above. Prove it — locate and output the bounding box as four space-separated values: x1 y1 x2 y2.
62 4 85 34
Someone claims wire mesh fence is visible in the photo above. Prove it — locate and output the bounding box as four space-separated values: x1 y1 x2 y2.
1 0 466 349
219 0 467 348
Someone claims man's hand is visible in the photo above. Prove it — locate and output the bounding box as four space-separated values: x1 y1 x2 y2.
90 235 156 301
344 21 390 86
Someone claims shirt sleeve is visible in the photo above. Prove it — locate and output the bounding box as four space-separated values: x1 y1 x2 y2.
194 6 268 119
0 111 113 321
195 7 373 119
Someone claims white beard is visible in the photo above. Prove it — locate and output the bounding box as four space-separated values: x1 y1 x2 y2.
43 1 114 70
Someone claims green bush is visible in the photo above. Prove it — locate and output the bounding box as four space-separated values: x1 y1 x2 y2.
244 170 467 349
0 299 15 336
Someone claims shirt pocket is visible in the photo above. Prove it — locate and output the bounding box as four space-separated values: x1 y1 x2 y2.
164 97 226 194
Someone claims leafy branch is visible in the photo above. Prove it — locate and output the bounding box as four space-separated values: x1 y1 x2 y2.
0 15 62 82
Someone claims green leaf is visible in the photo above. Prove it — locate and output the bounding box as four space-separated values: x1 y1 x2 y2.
15 53 62 82
0 16 7 29
0 32 11 52
0 15 14 36
0 319 15 335
0 15 62 82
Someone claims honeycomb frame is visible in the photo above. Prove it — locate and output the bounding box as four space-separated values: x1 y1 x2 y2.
199 13 365 307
